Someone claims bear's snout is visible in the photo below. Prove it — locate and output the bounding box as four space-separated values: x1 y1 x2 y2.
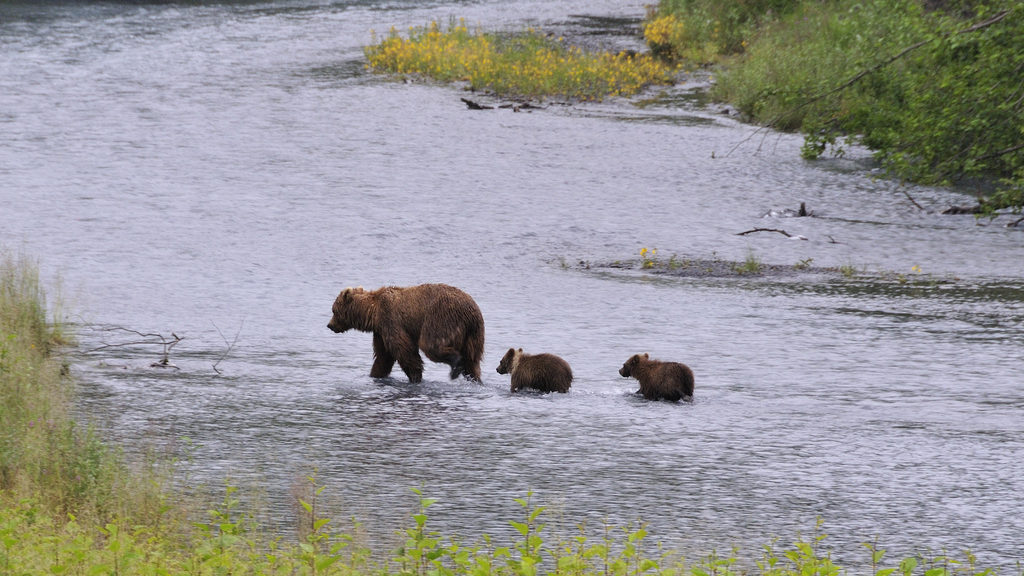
327 318 346 333
618 366 628 377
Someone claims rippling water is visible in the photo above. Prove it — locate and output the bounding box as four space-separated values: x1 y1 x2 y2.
3 0 1023 569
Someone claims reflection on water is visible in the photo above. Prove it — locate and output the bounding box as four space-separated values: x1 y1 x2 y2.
2 0 1023 570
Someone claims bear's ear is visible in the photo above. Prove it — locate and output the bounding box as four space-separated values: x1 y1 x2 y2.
517 348 523 353
642 353 649 359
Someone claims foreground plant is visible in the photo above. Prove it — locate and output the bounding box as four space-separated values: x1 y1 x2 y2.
365 19 677 101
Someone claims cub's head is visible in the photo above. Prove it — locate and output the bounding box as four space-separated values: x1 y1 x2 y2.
327 287 366 333
618 353 649 377
495 347 522 374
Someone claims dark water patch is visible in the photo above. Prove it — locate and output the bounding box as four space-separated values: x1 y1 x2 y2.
574 104 719 127
578 255 841 281
545 14 647 54
633 78 715 110
307 59 369 82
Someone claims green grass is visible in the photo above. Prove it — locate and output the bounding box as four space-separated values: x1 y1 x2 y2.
365 20 678 101
733 250 764 275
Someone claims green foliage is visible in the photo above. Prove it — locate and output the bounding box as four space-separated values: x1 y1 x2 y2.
711 0 1024 210
644 0 803 63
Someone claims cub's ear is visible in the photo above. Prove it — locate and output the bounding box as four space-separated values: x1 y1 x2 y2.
642 353 649 359
517 348 523 353
505 347 515 355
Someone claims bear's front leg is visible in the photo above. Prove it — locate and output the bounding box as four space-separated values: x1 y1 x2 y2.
370 333 396 378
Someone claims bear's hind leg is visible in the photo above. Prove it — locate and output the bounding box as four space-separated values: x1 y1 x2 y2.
395 351 425 383
422 342 463 380
461 361 481 382
449 362 463 380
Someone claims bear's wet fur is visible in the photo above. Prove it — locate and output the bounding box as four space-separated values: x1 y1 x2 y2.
618 353 694 401
327 283 485 383
496 348 572 393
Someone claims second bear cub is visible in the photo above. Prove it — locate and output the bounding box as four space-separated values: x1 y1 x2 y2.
496 348 573 393
619 353 694 401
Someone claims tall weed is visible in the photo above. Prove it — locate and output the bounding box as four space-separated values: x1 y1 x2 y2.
0 251 173 527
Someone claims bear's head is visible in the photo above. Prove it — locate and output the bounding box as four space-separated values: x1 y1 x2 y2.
327 287 367 333
618 353 649 377
495 347 522 374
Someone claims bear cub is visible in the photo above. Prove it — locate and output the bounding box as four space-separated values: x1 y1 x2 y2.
619 353 694 402
496 348 573 393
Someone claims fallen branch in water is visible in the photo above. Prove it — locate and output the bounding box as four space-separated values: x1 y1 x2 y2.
83 326 183 368
461 97 493 110
736 227 802 238
212 320 244 375
942 204 984 214
901 188 924 211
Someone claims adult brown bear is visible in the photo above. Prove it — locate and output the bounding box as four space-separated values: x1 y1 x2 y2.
618 353 694 401
495 348 573 393
327 284 484 383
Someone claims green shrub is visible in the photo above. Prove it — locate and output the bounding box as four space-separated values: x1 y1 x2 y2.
643 0 803 64
712 0 1024 211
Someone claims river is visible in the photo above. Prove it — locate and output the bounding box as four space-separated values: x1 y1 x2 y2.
2 0 1023 570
